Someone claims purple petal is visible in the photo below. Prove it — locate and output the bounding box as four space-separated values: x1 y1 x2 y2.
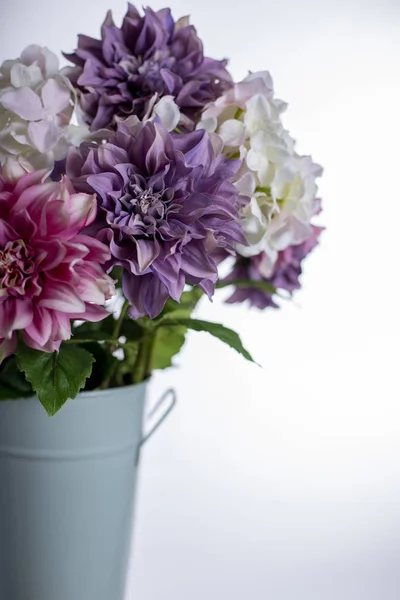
181 241 217 280
136 238 160 272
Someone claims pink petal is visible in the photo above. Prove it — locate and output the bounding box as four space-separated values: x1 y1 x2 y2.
50 311 72 343
71 303 110 322
75 274 108 304
38 281 85 313
75 263 114 303
10 208 37 240
0 221 18 246
73 234 110 263
0 87 44 120
0 299 33 338
42 199 69 237
24 306 53 348
22 332 57 353
13 182 58 233
13 169 49 195
55 240 90 263
63 189 98 234
41 78 71 115
36 240 67 270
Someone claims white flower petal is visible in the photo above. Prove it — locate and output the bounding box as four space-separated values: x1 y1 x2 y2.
271 98 288 114
41 78 71 115
0 59 17 83
20 45 59 78
0 121 30 154
196 116 218 133
41 47 59 78
270 218 312 250
244 94 272 134
10 63 43 89
21 45 44 66
28 120 61 153
26 150 55 170
258 248 278 278
205 132 222 155
152 96 180 132
234 172 256 197
0 87 44 120
267 143 290 164
218 119 245 147
271 165 297 199
244 70 274 91
246 148 268 173
197 69 322 261
1 155 34 182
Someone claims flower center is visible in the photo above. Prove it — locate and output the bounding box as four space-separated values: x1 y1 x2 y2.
120 174 174 225
120 50 176 95
137 188 163 215
0 239 37 297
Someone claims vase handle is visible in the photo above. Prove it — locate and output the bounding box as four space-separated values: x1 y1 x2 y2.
136 388 177 464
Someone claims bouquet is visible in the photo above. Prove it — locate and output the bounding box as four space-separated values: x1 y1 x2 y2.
0 4 323 415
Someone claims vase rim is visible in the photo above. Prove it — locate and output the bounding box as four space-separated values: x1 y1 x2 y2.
1 381 150 406
75 380 149 400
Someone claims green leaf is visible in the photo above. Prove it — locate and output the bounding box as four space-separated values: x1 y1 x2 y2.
0 384 26 401
150 325 187 371
78 342 118 391
16 344 95 416
157 287 204 321
157 318 256 364
72 329 116 342
147 286 203 371
0 356 33 400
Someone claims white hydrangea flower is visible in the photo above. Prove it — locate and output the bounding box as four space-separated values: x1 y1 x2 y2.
140 94 193 132
0 45 99 170
198 70 322 276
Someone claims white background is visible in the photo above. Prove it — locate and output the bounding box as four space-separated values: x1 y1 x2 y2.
1 1 400 598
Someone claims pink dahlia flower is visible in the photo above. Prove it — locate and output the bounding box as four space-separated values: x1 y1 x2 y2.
0 169 114 361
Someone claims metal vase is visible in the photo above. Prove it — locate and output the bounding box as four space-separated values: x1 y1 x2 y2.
0 383 175 600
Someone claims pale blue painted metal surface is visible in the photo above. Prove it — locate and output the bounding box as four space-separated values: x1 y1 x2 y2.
0 384 147 600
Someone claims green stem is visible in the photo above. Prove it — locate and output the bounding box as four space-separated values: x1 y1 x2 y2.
133 336 154 384
113 300 130 339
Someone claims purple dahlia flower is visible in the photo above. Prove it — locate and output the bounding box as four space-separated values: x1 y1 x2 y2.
64 4 232 130
225 226 323 309
66 119 247 318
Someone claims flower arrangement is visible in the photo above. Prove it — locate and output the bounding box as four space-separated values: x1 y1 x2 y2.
0 4 323 415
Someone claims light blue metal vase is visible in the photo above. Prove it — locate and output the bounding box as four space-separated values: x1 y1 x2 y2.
0 383 175 600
